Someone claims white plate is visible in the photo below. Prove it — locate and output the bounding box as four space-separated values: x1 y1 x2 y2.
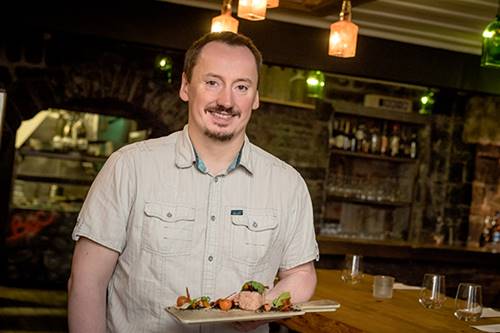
165 299 340 324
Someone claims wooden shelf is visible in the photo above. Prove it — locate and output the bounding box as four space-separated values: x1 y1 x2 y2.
19 148 108 163
16 174 93 186
327 194 411 207
325 99 430 125
260 96 315 110
330 148 418 163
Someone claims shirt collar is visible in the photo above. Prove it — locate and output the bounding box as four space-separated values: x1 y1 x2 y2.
174 124 254 175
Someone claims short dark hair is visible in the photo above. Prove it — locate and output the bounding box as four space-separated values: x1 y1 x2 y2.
183 32 263 82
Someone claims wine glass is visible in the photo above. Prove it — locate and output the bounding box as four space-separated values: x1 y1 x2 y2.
454 283 482 321
341 254 363 284
418 274 446 309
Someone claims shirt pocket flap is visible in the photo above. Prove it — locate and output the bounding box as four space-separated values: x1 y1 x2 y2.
144 202 195 222
231 213 277 232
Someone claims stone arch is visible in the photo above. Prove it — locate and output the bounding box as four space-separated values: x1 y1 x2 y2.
6 36 187 138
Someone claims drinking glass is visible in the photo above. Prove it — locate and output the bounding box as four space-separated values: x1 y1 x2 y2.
341 254 363 284
454 283 482 321
372 275 395 300
418 274 446 309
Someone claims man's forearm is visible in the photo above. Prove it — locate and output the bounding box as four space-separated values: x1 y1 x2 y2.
265 261 317 304
67 277 107 333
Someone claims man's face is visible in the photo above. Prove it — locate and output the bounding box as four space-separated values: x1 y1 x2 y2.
179 41 259 143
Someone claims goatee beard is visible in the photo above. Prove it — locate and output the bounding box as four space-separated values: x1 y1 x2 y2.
204 129 234 142
204 105 239 142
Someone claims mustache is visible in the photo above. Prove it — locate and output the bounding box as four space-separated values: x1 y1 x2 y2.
205 104 240 117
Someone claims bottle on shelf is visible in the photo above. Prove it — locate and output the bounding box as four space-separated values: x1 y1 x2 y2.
330 119 340 147
335 119 346 149
370 125 380 154
380 121 389 155
350 122 357 152
343 120 351 151
389 124 400 157
410 131 418 159
355 124 365 152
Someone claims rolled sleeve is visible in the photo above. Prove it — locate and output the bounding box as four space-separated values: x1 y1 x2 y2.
72 150 135 253
280 174 319 270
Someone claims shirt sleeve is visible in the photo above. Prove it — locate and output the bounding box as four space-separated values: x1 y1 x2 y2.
72 149 135 253
279 173 320 270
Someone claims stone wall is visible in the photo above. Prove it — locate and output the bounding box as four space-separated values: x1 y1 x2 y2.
463 96 500 246
421 101 475 246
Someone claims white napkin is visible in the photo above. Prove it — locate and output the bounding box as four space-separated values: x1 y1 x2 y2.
393 282 421 290
481 308 500 318
471 324 500 332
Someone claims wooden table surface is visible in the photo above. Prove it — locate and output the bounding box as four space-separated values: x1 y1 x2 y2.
280 269 500 333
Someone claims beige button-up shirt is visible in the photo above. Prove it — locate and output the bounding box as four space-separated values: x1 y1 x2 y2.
73 125 319 333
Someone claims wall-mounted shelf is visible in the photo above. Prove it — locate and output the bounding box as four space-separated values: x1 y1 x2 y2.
330 148 418 163
19 148 108 163
16 174 93 186
327 195 412 208
260 96 315 110
325 99 430 125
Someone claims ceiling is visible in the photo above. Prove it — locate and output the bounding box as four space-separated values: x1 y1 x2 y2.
161 0 500 55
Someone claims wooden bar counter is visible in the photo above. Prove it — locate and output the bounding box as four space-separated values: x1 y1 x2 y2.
280 269 500 333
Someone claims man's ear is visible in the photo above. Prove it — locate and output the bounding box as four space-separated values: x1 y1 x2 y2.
252 90 260 110
179 72 189 102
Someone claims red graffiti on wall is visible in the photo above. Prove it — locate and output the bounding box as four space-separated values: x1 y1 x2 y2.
6 210 57 245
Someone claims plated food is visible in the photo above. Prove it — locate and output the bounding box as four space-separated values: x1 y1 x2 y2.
166 281 340 325
175 280 294 313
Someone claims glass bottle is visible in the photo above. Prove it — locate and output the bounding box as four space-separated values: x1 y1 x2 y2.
389 124 400 157
410 131 418 159
380 121 388 155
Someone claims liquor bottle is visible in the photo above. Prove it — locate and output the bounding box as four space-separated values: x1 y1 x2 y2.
335 119 346 149
330 119 340 147
343 120 351 151
380 121 388 155
370 126 380 154
350 122 357 152
355 123 365 152
389 124 400 157
410 131 418 159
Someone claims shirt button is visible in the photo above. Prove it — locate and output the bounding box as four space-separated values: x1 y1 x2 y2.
252 222 258 228
214 177 219 183
208 256 214 262
166 212 172 218
210 215 216 221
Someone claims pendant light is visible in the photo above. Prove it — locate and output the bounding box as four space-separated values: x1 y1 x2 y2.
481 0 500 68
238 0 267 21
328 0 358 58
211 0 239 33
267 0 279 8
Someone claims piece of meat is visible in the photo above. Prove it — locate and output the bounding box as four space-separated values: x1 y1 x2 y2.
237 291 264 311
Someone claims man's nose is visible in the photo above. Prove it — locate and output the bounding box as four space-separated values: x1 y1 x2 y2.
216 87 233 108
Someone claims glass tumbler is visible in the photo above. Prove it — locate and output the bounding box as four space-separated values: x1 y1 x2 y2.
454 283 482 321
418 274 446 309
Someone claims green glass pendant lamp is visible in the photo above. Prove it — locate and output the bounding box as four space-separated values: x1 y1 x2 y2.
481 0 500 68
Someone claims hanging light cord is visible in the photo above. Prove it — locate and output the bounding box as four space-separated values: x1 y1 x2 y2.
339 0 352 22
221 0 233 15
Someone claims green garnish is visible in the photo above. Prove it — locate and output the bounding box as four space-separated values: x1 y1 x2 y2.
272 292 291 309
241 281 267 294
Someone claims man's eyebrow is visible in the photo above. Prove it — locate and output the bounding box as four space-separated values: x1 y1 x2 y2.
204 73 254 85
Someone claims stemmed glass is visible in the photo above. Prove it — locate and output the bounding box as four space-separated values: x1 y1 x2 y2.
418 274 446 309
341 254 363 284
454 283 483 321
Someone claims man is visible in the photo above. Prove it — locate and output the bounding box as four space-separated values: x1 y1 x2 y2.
68 32 318 333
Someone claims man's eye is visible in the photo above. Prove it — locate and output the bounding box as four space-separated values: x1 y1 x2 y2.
205 80 218 87
236 85 249 92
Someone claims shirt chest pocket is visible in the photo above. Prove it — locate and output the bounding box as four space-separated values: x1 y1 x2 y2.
142 202 195 256
230 209 278 267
